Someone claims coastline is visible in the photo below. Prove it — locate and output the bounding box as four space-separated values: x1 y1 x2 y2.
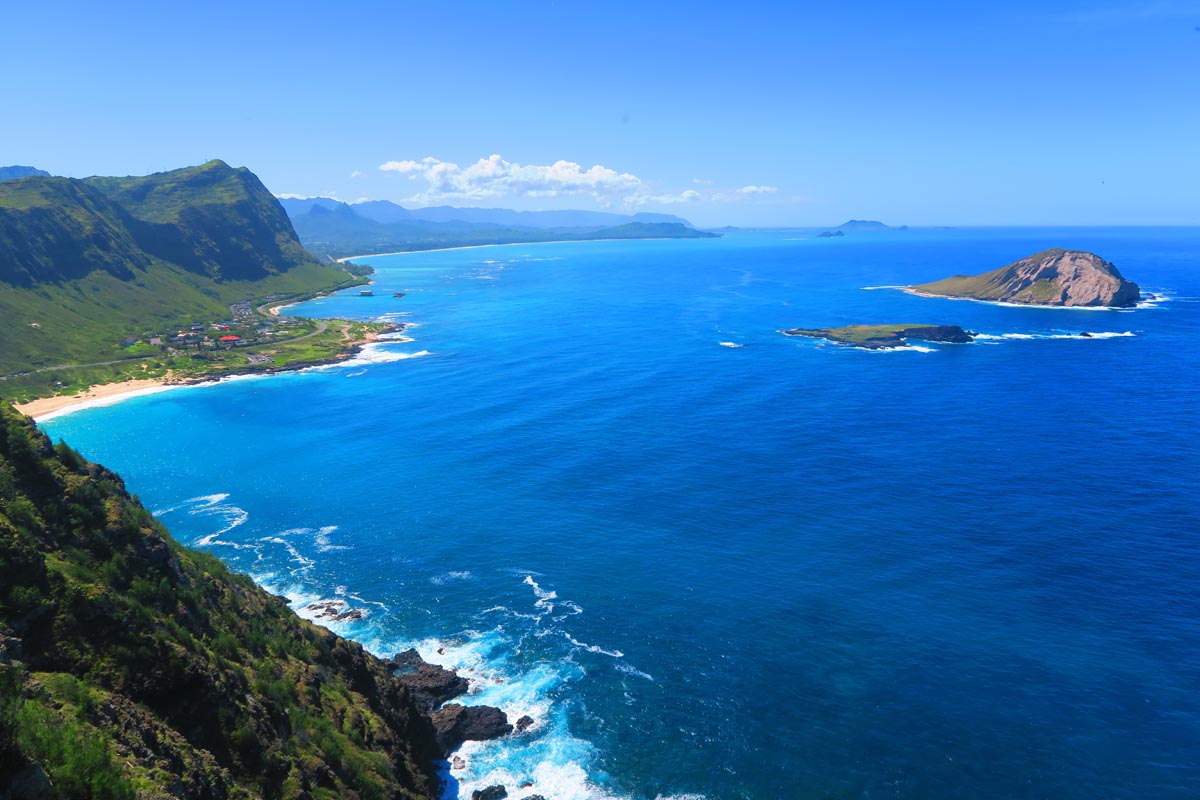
13 325 396 422
335 236 679 262
888 285 1148 310
15 378 180 421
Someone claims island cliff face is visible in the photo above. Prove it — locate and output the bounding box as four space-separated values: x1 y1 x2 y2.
911 249 1140 308
0 404 443 800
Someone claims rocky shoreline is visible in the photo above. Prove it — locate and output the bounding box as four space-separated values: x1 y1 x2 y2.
384 647 543 800
782 324 975 349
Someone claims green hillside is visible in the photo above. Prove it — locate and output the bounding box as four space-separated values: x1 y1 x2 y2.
0 403 442 799
0 162 363 394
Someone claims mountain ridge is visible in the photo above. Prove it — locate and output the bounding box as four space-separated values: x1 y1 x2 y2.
278 196 695 229
0 161 360 383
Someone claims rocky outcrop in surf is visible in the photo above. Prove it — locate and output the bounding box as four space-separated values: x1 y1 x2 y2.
911 249 1141 307
389 648 471 711
430 703 513 754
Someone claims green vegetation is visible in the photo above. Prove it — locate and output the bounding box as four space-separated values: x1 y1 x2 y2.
910 248 1140 308
782 324 973 349
0 161 371 400
0 404 441 799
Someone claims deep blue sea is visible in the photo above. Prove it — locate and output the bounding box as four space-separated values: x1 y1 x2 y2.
41 229 1200 800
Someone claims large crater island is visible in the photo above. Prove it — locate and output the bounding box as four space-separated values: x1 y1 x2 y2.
782 324 974 349
909 249 1141 307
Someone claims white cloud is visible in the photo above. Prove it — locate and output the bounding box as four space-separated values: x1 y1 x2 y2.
274 193 309 199
625 189 702 206
378 153 788 209
349 170 364 178
380 154 645 205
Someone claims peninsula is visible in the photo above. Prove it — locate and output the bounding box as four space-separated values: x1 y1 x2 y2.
909 249 1141 308
782 324 974 349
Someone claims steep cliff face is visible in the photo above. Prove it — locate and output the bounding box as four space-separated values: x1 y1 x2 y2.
85 161 314 282
0 404 442 800
913 249 1141 307
0 161 356 377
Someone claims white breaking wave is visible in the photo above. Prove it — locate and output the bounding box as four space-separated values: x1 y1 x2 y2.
563 633 624 658
615 662 655 682
974 331 1136 342
335 346 433 368
155 493 250 547
718 341 744 348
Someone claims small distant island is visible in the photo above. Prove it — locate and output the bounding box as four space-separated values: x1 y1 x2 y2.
782 324 974 349
909 249 1141 308
817 230 845 238
835 220 908 231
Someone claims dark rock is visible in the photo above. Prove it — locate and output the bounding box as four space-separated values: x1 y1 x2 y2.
1079 331 1093 338
0 634 24 663
896 325 974 344
305 599 368 623
388 648 470 711
515 715 534 732
472 786 507 800
520 796 547 800
430 704 512 754
7 762 52 800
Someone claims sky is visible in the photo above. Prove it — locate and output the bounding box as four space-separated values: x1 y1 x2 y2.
2 0 1198 226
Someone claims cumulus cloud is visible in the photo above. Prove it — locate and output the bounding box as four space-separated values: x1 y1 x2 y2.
378 153 787 208
379 154 644 204
349 170 364 178
625 189 702 206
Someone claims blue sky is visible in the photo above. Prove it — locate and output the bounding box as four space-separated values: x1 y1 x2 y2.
3 0 1198 225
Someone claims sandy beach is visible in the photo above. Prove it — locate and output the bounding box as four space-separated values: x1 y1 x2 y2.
13 378 177 421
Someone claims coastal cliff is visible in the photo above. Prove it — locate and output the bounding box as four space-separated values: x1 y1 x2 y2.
0 403 444 799
911 249 1141 307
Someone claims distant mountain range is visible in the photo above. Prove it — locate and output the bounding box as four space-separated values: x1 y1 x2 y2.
279 196 694 229
278 196 716 258
0 166 51 181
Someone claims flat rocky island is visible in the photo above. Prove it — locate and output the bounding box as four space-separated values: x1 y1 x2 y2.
909 249 1140 307
782 324 974 349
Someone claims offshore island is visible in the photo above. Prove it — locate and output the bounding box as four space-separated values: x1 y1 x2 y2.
907 249 1141 308
782 324 975 349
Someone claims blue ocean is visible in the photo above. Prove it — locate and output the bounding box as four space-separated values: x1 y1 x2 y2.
41 229 1200 800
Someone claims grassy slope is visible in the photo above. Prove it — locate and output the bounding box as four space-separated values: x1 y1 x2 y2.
912 249 1068 300
785 324 930 344
0 404 441 799
0 161 364 394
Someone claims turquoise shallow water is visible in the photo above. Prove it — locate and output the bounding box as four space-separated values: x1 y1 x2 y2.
42 229 1200 799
